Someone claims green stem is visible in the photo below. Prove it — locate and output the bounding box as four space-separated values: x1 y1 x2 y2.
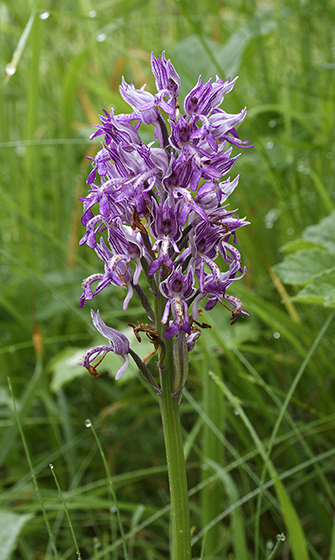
155 295 191 560
159 341 192 560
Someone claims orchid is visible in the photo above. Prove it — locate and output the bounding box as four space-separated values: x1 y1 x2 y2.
80 310 130 380
80 51 250 387
79 51 251 560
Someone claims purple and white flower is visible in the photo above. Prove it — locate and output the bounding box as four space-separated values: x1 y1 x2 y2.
160 269 195 339
79 51 251 388
80 310 130 380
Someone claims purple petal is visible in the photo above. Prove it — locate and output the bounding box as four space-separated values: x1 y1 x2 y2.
91 310 130 355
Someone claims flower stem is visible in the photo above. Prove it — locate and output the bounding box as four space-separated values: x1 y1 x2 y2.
158 338 192 560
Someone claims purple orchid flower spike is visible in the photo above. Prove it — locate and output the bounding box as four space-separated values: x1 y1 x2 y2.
80 310 130 380
79 50 251 393
79 51 252 560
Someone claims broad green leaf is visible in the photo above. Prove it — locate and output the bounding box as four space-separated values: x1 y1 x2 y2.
0 510 33 560
275 211 335 309
291 269 335 307
280 238 325 253
172 15 276 88
302 210 335 254
202 306 260 349
274 249 335 285
49 347 89 392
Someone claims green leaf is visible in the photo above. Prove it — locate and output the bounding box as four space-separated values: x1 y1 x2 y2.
274 249 335 285
209 463 248 560
49 347 89 392
275 211 335 309
0 510 33 560
280 238 325 253
202 306 260 349
172 15 276 87
291 269 335 307
302 210 335 254
273 478 309 560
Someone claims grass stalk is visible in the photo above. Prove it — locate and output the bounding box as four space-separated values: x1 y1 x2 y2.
200 347 224 557
210 372 310 560
254 310 334 558
49 464 82 559
8 377 59 559
87 419 129 560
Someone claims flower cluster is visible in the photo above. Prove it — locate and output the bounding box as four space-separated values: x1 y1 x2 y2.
80 52 250 386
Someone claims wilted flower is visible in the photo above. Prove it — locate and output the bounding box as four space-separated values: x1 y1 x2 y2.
80 51 251 390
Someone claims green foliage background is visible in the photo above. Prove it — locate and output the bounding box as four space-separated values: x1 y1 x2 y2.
1 0 335 559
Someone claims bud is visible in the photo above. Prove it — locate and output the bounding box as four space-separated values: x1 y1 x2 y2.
172 332 189 395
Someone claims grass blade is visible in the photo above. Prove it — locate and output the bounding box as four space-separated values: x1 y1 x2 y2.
86 419 129 560
4 8 36 83
49 464 82 560
209 371 310 560
8 377 59 559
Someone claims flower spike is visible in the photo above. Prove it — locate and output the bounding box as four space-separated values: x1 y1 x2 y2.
80 51 251 388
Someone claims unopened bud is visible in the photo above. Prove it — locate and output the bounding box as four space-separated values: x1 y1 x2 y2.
172 332 189 394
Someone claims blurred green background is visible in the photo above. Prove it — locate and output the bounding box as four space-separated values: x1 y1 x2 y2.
1 0 335 559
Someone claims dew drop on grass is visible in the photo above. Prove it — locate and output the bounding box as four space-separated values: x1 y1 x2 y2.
85 419 92 428
89 10 97 18
5 63 16 76
110 506 117 513
49 463 54 470
277 533 286 542
96 33 106 42
234 409 240 415
273 331 280 339
39 12 50 20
